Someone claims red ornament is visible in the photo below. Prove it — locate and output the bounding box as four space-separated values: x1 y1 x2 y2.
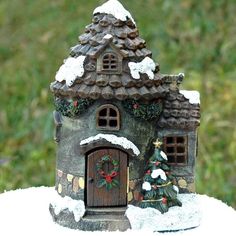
146 170 151 174
133 103 139 109
155 161 160 166
162 197 167 204
73 100 78 107
105 175 112 183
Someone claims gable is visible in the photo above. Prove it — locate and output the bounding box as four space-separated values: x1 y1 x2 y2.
96 43 124 74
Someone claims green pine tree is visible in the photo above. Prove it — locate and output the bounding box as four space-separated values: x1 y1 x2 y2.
139 139 182 213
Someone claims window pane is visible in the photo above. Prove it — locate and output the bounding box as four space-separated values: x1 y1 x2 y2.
99 109 107 117
177 155 186 163
167 146 175 153
166 137 174 144
103 65 109 69
98 119 107 127
177 146 185 153
109 120 118 127
177 137 185 143
167 155 175 163
109 108 117 117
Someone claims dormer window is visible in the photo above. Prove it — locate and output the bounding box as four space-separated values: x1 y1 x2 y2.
97 48 123 74
102 53 118 71
96 104 120 131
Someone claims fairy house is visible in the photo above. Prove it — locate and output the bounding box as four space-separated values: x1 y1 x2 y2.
49 0 200 231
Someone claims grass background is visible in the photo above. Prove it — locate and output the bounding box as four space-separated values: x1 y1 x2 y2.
0 0 235 208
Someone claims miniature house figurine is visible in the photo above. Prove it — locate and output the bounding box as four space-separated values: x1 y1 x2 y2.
49 0 200 231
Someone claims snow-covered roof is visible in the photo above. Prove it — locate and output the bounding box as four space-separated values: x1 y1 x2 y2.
80 134 140 156
180 90 200 104
55 56 86 87
128 57 156 80
93 0 136 25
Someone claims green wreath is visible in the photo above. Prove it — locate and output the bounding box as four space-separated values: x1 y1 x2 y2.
54 97 94 117
122 99 163 120
96 155 119 191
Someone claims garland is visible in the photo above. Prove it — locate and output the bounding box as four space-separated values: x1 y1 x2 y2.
54 97 163 120
54 98 94 118
96 155 119 191
122 99 163 120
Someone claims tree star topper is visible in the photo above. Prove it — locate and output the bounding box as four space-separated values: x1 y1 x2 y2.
153 139 162 149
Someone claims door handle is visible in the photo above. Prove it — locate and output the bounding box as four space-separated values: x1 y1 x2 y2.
88 178 94 183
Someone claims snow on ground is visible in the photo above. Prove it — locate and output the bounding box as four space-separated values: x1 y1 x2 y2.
128 57 156 80
126 194 201 231
55 56 86 87
180 90 200 104
0 187 236 235
93 0 136 25
80 134 140 156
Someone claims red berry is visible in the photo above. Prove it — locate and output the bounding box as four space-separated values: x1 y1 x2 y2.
162 197 167 204
105 175 112 183
133 103 139 109
73 101 78 107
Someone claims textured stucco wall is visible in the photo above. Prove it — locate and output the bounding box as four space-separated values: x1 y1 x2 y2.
55 100 157 201
158 129 198 193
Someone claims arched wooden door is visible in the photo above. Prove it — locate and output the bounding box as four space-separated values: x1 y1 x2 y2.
86 148 128 207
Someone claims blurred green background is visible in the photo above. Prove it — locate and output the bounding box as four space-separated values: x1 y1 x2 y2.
0 0 235 208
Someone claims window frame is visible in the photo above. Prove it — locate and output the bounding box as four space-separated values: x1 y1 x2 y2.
102 53 118 71
97 49 123 75
163 136 188 166
96 104 120 131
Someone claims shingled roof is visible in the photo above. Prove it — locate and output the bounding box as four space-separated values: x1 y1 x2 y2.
158 91 201 129
50 0 184 101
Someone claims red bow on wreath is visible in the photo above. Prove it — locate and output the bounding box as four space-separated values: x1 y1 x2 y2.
96 155 119 191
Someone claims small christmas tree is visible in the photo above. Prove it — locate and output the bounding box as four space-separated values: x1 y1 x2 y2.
139 139 182 213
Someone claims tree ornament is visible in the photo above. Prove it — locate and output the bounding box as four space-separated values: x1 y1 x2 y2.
73 100 78 107
96 155 119 191
162 197 167 204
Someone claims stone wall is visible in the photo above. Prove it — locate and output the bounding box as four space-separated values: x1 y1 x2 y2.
55 169 85 200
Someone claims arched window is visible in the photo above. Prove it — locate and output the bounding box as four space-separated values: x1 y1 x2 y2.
102 53 118 71
96 104 120 131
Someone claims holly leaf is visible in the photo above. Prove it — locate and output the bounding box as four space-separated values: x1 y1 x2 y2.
106 183 113 191
112 179 119 187
97 179 106 188
112 160 119 166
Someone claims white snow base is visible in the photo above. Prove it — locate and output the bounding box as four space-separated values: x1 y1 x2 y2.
93 0 136 25
126 194 201 232
55 56 86 87
80 133 140 156
50 195 85 222
0 187 236 235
